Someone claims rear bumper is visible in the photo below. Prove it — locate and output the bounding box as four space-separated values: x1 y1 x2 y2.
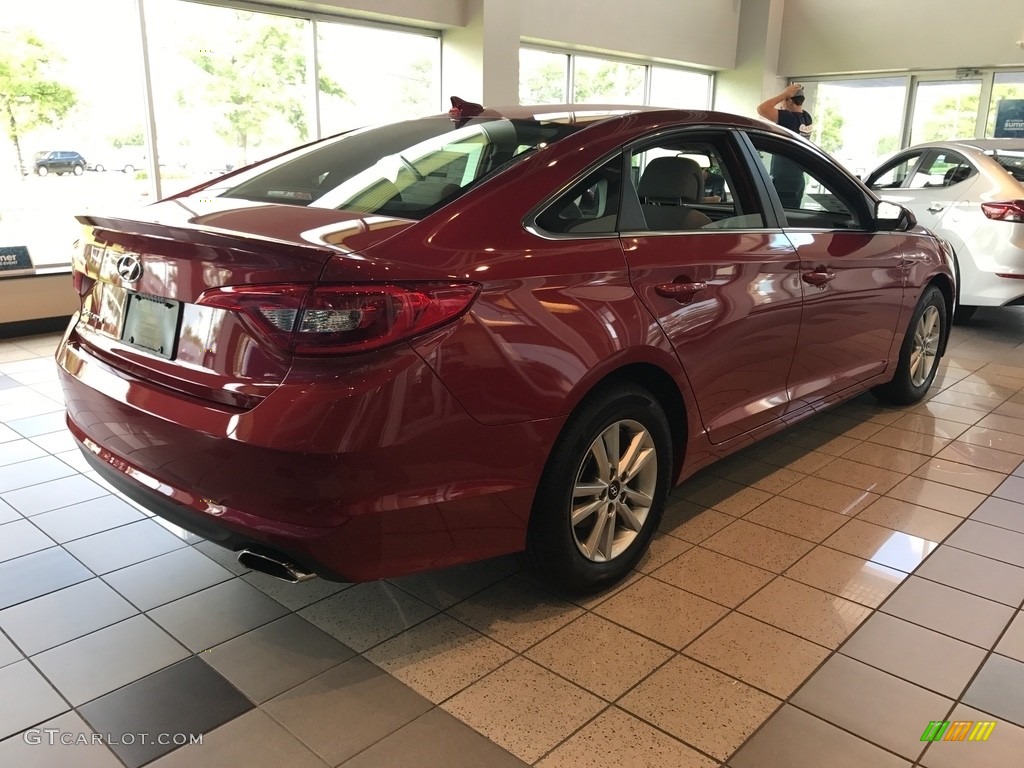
58 330 560 581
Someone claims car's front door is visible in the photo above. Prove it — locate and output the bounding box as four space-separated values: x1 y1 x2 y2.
745 132 906 412
869 148 975 235
622 131 803 444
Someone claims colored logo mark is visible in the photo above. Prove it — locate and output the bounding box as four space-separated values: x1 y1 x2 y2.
920 720 996 742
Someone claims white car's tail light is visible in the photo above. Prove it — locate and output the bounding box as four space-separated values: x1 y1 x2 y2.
980 200 1024 222
197 282 480 355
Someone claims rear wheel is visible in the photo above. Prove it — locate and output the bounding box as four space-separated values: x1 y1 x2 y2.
526 383 672 593
73 164 84 176
873 285 947 405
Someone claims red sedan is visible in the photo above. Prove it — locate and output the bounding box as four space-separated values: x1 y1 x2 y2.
56 102 954 592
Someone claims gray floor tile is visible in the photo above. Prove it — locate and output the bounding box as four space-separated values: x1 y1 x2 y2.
0 711 122 768
880 576 1015 648
914 546 1024 606
340 707 531 768
993 475 1024 503
79 657 253 768
971 496 1024 534
29 430 77 455
193 540 251 576
0 578 138 655
0 499 18 525
0 438 47 467
146 710 328 768
0 519 54 562
730 704 911 768
148 579 289 653
200 614 353 703
945 520 1024 568
262 657 433 766
0 660 69 740
840 613 986 698
63 519 187 575
104 547 234 611
32 615 189 706
0 456 76 494
0 547 92 610
791 654 951 761
31 495 145 543
6 411 69 438
962 654 1024 727
996 611 1024 662
241 570 350 611
919 704 1024 768
0 630 21 668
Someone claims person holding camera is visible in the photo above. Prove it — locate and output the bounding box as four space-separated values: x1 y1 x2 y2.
757 83 813 138
757 83 814 207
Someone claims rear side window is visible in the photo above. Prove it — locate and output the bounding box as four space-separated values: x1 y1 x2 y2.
534 157 623 235
992 152 1024 182
217 116 586 220
906 151 973 188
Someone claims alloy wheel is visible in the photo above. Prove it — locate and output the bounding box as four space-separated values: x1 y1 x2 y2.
909 304 941 387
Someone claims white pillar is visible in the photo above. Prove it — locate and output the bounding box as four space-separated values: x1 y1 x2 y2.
715 0 786 119
442 0 521 106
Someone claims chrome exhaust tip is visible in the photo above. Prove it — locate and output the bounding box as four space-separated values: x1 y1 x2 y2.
237 549 317 583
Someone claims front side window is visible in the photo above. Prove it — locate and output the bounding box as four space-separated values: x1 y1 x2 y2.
866 152 923 189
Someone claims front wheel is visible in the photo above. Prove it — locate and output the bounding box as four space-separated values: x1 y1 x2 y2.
873 285 947 405
73 164 84 176
36 166 48 177
526 383 672 593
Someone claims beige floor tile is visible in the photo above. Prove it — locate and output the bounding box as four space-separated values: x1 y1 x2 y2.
812 457 906 495
387 559 511 610
660 504 733 544
441 657 604 764
364 614 515 703
965 369 1024 390
618 656 780 762
927 387 1005 413
780 476 879 516
786 547 905 608
445 577 583 653
708 457 806 494
593 576 727 649
866 426 953 456
979 362 1024 380
536 707 717 768
957 425 1024 456
912 458 1005 495
887 476 985 517
742 440 836 474
855 497 962 542
683 613 829 698
995 612 1024 663
525 613 672 701
701 519 814 573
994 399 1024 419
652 547 774 608
977 411 1024 436
776 427 861 457
936 440 1024 473
635 532 692 574
741 496 849 543
673 476 773 517
738 577 871 648
889 413 969 440
841 441 930 474
834 401 906 425
911 400 988 425
807 412 885 440
824 518 939 572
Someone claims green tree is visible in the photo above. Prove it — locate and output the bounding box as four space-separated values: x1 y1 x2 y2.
816 105 845 154
521 61 566 105
0 30 76 176
573 63 644 103
185 14 345 163
111 130 145 148
876 134 899 157
920 92 979 142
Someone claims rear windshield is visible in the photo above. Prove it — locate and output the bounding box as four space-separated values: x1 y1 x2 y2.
213 115 588 220
990 151 1024 182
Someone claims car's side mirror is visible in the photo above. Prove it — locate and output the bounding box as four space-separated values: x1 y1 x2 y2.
875 200 916 232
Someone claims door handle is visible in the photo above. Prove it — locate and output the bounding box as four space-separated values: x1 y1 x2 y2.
655 281 707 302
801 269 835 287
927 203 946 213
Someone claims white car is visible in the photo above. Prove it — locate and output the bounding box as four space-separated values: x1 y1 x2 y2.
865 139 1024 321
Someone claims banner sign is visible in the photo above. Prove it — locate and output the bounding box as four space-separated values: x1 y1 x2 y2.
994 99 1024 138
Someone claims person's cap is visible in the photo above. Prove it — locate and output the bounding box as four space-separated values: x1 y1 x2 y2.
792 91 806 105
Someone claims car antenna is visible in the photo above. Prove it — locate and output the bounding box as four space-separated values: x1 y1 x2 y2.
449 96 484 129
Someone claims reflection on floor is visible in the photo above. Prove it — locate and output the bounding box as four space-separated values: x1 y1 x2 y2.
1 308 1024 767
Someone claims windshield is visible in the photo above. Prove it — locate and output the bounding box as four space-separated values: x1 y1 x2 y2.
215 114 587 219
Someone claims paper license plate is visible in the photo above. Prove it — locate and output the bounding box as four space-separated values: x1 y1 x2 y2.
120 292 181 359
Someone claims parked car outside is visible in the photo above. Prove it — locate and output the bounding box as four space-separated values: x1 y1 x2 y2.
56 102 954 592
865 139 1024 322
34 150 86 176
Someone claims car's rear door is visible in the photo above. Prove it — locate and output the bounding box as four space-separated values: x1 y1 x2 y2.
744 131 905 412
622 130 803 444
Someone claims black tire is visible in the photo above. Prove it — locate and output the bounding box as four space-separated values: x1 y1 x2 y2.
36 166 48 176
526 383 672 593
123 164 135 174
73 164 84 176
873 285 947 405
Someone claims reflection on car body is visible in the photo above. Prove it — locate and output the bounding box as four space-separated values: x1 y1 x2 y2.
56 101 955 593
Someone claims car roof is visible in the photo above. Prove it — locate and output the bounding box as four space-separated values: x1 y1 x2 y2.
903 138 1024 153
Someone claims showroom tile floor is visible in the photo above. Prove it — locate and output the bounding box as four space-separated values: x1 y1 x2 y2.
1 309 1024 767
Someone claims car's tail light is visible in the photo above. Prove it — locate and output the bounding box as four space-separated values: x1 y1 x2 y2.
980 200 1024 222
197 282 480 355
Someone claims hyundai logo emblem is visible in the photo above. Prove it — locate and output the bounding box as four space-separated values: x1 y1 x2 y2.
116 254 143 283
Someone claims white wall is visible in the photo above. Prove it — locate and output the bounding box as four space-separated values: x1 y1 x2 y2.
779 0 1024 76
